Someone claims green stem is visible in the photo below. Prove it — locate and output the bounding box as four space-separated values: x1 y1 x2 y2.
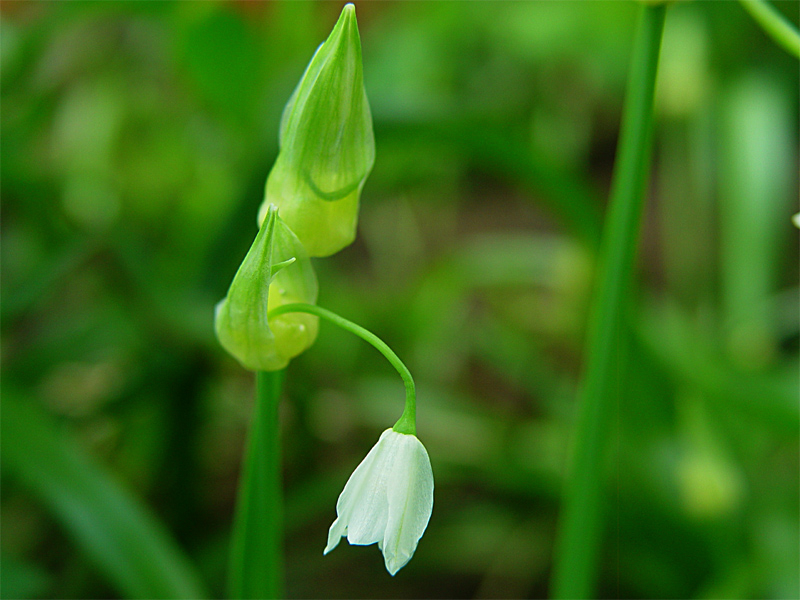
228 370 284 599
550 4 666 599
739 0 800 59
268 303 417 435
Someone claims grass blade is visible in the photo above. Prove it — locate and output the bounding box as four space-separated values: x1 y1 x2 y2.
739 0 800 59
550 4 667 598
1 390 208 599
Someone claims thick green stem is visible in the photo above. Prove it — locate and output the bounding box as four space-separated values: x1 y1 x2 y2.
550 4 666 599
739 0 800 59
268 303 417 434
228 370 284 599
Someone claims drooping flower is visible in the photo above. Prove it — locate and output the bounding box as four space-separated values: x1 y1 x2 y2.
257 3 374 258
215 204 318 371
324 428 434 575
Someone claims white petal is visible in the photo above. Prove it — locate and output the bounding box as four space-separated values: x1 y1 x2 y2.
345 431 397 545
323 429 394 553
380 433 434 575
324 515 346 555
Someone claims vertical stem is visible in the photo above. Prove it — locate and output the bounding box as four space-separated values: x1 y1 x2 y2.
229 370 284 599
550 4 666 599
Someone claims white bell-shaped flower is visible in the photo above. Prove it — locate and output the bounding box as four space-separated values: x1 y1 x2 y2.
324 428 434 575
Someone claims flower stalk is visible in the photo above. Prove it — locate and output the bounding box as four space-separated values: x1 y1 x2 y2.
268 302 417 435
228 370 284 600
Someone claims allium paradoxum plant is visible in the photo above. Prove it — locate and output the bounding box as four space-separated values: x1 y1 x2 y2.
216 4 432 580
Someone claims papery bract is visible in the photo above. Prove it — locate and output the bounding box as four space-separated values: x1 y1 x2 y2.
257 3 374 257
215 205 318 371
324 428 434 575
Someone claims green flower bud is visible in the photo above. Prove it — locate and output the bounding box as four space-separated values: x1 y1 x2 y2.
257 3 374 257
215 205 318 371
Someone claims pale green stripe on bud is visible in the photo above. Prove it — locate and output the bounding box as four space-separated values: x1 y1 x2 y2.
258 3 375 257
215 205 319 371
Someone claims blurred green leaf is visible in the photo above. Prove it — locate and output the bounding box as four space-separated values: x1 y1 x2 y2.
0 555 51 599
719 72 796 369
638 302 800 435
1 391 209 599
379 119 604 248
178 5 261 123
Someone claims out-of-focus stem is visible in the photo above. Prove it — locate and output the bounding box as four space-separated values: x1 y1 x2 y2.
739 0 800 59
550 4 667 598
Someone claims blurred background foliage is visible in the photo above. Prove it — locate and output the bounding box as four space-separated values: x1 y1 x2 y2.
1 1 798 598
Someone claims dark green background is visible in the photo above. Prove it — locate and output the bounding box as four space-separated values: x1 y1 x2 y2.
2 1 798 598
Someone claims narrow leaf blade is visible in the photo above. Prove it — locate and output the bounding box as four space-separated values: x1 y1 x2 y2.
1 390 209 600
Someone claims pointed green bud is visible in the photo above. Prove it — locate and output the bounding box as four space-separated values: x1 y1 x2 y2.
257 3 375 257
215 205 319 371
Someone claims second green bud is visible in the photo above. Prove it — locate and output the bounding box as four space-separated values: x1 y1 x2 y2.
215 205 319 371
